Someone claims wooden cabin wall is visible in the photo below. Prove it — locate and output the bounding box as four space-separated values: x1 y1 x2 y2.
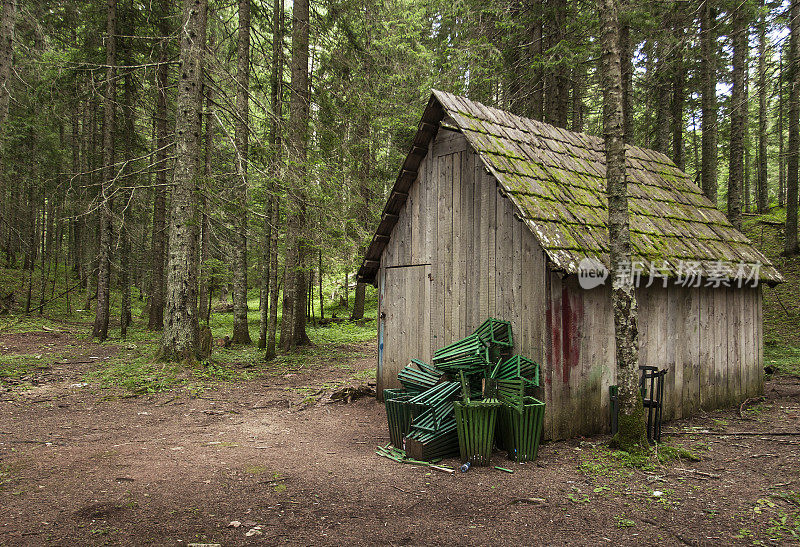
377 127 764 438
378 128 549 393
544 278 763 440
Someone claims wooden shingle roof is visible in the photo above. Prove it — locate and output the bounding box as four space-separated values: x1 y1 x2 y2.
357 90 782 285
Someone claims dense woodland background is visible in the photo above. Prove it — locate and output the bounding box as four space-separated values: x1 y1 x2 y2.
0 0 799 360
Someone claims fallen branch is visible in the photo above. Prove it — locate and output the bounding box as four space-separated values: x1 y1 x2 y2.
673 468 721 479
666 430 800 437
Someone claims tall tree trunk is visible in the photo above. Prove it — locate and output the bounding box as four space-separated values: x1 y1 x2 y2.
199 37 213 327
700 0 718 205
598 0 647 452
619 17 633 143
757 2 768 213
670 1 686 170
231 0 252 344
159 0 206 361
280 0 311 350
120 8 135 339
93 0 116 341
779 51 786 207
786 0 800 255
148 0 170 331
727 2 746 231
0 0 15 133
265 0 283 360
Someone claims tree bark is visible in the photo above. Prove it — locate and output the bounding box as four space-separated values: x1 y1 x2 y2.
148 0 170 331
700 0 718 205
598 0 647 452
159 0 206 361
120 5 136 339
265 0 284 360
0 0 15 133
92 0 116 341
757 2 768 213
280 0 311 350
727 2 746 231
199 36 213 327
619 16 633 144
779 50 786 207
786 0 800 255
670 1 686 170
231 0 252 344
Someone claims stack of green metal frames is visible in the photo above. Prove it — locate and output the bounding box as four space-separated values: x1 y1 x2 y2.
404 414 460 460
383 389 414 448
407 381 460 431
454 398 501 466
397 359 443 393
432 334 490 375
473 318 514 348
496 396 546 462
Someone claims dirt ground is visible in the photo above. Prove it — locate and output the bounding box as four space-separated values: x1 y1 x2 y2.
1 331 799 546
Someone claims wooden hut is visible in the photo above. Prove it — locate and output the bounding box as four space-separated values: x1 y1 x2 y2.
357 90 782 440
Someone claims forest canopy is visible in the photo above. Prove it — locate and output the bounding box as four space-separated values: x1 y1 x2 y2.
0 0 796 359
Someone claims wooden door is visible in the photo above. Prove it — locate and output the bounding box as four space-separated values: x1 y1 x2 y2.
378 264 432 395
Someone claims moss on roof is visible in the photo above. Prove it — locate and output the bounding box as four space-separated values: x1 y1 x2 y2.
432 90 782 284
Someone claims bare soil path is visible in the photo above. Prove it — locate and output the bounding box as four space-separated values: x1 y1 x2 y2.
1 331 799 545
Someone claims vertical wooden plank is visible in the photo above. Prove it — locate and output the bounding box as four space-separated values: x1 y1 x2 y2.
546 273 563 439
410 160 423 264
511 217 523 354
433 151 448 353
714 287 727 408
663 285 678 420
460 150 473 333
405 264 418 364
682 288 701 416
471 152 482 330
598 285 615 433
478 167 490 320
669 286 683 420
426 140 438 357
443 153 455 344
487 172 497 317
756 287 764 395
741 288 752 399
451 151 462 339
422 264 432 364
698 288 713 409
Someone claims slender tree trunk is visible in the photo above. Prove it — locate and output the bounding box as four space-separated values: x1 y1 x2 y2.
120 13 135 339
727 2 746 231
318 248 324 321
159 0 206 360
231 0 252 344
265 0 283 360
786 0 800 255
0 0 15 133
700 0 718 205
93 0 116 341
199 40 213 326
671 1 686 170
619 18 632 143
280 0 311 350
757 3 769 213
598 0 647 452
779 51 786 207
148 0 170 331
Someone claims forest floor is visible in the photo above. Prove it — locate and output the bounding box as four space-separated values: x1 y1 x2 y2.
0 325 799 546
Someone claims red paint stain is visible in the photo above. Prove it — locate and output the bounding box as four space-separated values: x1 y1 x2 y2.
561 283 583 383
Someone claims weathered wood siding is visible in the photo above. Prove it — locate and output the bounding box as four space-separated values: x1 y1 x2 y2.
378 128 548 393
543 278 763 439
377 127 764 439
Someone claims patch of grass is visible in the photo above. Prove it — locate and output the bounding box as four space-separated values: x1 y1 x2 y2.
615 516 635 528
87 356 183 394
656 443 701 464
764 344 800 377
244 464 268 475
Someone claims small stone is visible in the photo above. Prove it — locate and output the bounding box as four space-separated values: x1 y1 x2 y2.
228 521 241 528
